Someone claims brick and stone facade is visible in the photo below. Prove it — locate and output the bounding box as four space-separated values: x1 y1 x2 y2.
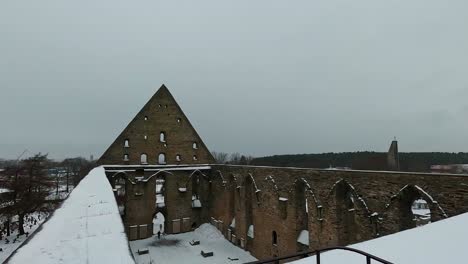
98 85 215 165
99 85 468 261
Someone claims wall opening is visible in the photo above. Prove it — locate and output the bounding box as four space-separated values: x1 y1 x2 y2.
411 199 431 227
155 174 166 209
124 139 130 148
144 116 148 121
335 181 358 246
176 154 181 162
123 154 129 161
393 186 436 232
177 118 182 124
158 153 166 164
272 231 278 245
114 177 126 216
153 212 165 235
245 177 254 245
228 174 236 237
295 181 309 251
193 142 198 149
160 132 166 142
140 153 148 164
193 155 198 161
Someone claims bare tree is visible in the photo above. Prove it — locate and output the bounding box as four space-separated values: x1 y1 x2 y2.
211 151 229 164
4 153 52 235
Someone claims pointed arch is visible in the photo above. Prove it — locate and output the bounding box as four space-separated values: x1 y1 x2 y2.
109 171 136 185
212 170 227 187
326 179 371 215
381 184 448 234
325 179 372 246
143 170 174 182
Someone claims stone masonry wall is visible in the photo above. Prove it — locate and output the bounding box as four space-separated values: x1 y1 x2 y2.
208 165 468 261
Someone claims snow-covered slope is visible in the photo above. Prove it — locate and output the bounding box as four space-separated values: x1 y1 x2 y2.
8 167 134 264
290 212 468 264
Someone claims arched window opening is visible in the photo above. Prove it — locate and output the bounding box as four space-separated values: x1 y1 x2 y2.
140 154 148 164
335 181 358 246
245 177 254 243
124 139 130 148
295 182 309 251
144 116 148 121
193 155 198 161
411 199 431 227
193 142 198 149
144 135 148 140
115 177 126 216
272 231 278 245
123 154 129 161
160 132 166 142
153 212 165 235
155 174 166 208
176 154 181 162
158 153 166 165
177 118 182 124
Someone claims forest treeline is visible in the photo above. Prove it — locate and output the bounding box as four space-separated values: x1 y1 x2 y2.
250 152 468 172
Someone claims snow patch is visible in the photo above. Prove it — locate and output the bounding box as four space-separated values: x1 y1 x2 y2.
297 230 309 246
9 167 134 264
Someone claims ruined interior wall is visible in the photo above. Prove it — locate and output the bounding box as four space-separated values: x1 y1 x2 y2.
208 165 468 260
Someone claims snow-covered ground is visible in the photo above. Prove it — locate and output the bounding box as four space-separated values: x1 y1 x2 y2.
8 167 134 264
130 224 257 264
0 211 49 263
289 212 468 264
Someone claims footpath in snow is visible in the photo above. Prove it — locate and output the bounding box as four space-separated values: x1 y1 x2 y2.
289 212 468 264
8 167 134 264
130 223 257 264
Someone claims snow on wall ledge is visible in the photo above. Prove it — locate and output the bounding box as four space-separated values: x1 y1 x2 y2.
9 167 135 264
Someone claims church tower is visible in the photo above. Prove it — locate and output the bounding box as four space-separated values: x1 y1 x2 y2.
387 138 400 171
98 85 215 165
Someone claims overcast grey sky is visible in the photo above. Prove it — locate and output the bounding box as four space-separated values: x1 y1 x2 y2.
1 1 468 160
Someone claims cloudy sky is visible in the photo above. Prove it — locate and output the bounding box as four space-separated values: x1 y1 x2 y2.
1 1 468 160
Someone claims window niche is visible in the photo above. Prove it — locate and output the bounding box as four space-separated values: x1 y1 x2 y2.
140 154 148 164
272 231 278 245
192 142 198 149
176 154 181 162
123 154 129 161
158 153 166 165
160 132 166 142
124 139 130 148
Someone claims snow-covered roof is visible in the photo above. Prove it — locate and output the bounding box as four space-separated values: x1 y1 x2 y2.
9 167 134 264
289 212 468 264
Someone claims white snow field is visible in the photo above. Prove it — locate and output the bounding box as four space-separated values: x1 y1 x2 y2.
8 167 134 264
289 212 468 264
130 223 257 264
0 211 49 263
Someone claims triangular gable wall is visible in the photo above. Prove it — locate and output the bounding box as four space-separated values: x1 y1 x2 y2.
98 85 215 165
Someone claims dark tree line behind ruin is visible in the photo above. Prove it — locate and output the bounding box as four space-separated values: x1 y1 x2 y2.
250 152 468 172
